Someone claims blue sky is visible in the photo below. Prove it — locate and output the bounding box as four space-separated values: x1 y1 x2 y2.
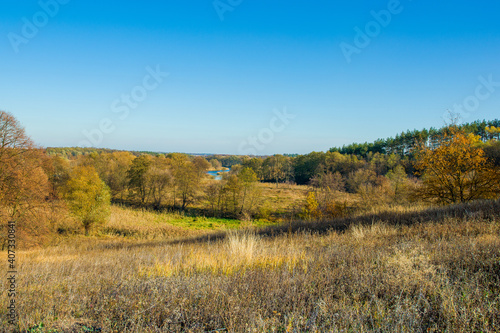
1 0 499 154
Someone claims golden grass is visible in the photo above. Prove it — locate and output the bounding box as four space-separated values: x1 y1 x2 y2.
102 205 200 239
254 183 311 218
139 230 308 278
1 201 500 332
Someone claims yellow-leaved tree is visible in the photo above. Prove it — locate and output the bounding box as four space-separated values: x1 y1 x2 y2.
414 127 500 204
301 192 321 220
63 165 111 235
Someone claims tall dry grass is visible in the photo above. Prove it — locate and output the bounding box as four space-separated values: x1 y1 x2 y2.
101 205 201 240
1 200 499 332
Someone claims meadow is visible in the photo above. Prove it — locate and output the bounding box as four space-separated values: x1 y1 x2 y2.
1 200 499 332
2 112 500 332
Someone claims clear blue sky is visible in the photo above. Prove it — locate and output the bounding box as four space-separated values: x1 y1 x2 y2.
1 0 499 154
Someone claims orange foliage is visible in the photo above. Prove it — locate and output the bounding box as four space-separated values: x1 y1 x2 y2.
414 127 500 204
1 111 52 248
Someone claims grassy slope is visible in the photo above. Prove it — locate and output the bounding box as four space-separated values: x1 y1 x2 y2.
1 200 499 332
101 205 275 237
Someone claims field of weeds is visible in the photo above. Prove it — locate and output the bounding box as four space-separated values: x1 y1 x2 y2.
1 200 499 332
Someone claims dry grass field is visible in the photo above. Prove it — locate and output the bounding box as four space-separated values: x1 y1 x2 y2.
1 200 500 332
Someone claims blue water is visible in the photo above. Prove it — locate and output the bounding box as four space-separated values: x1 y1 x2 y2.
206 169 230 180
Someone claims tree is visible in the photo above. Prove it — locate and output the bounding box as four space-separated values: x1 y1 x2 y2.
310 171 345 193
0 111 49 219
293 152 326 185
63 165 111 235
127 155 152 204
346 168 378 193
0 111 56 249
414 128 500 204
309 171 345 217
169 154 203 210
204 168 259 218
386 165 410 203
146 156 172 209
209 158 222 170
177 163 201 210
322 151 364 176
193 156 211 178
168 154 205 211
0 150 49 218
241 157 263 180
262 155 292 186
0 111 33 154
108 151 135 200
225 173 241 216
205 180 222 216
484 140 500 167
238 167 259 215
301 192 320 220
486 126 500 141
168 153 190 209
44 155 71 199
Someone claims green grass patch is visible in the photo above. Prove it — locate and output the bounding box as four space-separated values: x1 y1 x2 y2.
100 205 277 241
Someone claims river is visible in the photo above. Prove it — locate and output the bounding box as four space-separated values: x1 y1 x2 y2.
206 169 230 180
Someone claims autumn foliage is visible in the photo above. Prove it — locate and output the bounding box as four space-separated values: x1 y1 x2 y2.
2 109 500 251
0 111 54 248
0 111 49 216
63 165 111 235
414 127 500 204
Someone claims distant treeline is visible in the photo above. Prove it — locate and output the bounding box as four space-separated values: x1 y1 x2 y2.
47 147 150 158
329 119 500 157
46 120 500 186
46 147 246 168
